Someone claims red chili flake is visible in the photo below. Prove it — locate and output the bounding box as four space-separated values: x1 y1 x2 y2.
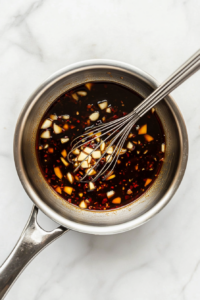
123 179 126 182
111 186 114 189
77 120 80 123
68 199 72 203
102 198 107 203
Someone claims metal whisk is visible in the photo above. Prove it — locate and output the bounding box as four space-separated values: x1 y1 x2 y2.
68 50 200 182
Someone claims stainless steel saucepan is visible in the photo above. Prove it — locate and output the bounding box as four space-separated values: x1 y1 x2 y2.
0 60 188 299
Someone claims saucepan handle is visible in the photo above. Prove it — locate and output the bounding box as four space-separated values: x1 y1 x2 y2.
0 205 68 299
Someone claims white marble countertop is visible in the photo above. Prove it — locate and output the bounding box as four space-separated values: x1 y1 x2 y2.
0 0 200 299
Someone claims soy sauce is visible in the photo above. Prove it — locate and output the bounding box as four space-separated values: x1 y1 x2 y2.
36 82 165 210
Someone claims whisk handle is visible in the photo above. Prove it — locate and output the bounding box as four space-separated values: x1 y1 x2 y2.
135 49 200 117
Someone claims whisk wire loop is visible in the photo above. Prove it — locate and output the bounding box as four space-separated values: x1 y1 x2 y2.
68 110 139 182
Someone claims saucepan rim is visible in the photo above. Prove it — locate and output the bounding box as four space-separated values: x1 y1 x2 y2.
14 59 188 235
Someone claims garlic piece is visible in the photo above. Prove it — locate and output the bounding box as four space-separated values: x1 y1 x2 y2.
61 137 69 144
127 141 134 150
95 132 101 137
87 155 92 164
72 148 80 155
41 130 51 139
106 146 114 154
49 114 57 120
106 155 112 163
161 143 165 152
107 190 115 198
63 186 73 195
89 182 96 190
117 148 127 155
106 174 116 181
66 172 74 184
60 157 69 167
53 123 62 134
85 168 96 176
128 133 135 138
92 150 101 159
100 141 105 151
112 197 121 204
71 93 79 101
79 200 87 209
144 178 152 187
61 149 67 158
63 124 69 130
62 114 70 120
78 151 88 161
83 147 93 154
85 83 93 90
138 124 147 135
54 167 63 179
41 119 52 129
127 189 133 194
98 100 108 110
81 161 89 168
55 187 62 194
89 111 100 121
95 132 101 142
144 134 154 142
77 91 87 96
106 107 112 113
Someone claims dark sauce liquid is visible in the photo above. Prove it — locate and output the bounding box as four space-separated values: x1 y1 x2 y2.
36 82 165 210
